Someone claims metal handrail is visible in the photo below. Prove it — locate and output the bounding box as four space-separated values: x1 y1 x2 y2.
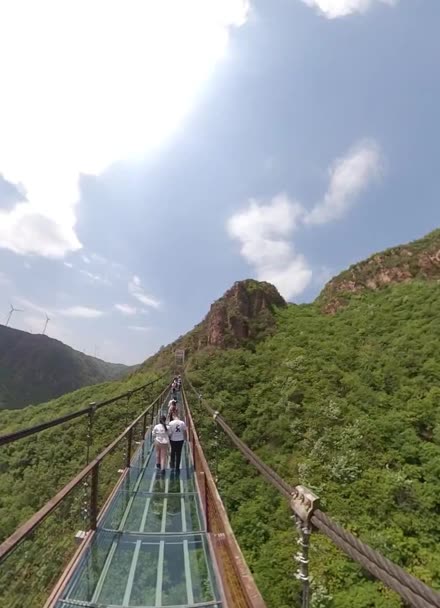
182 385 267 608
0 384 169 564
0 374 166 446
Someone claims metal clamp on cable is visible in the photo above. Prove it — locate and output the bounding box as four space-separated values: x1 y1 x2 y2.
290 486 319 608
294 552 309 564
213 410 219 421
290 485 319 524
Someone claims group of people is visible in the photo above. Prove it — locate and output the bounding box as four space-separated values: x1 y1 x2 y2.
152 392 187 475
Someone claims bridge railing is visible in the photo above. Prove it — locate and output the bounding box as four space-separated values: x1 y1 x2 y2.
0 383 169 608
182 386 267 608
0 374 166 447
185 375 440 608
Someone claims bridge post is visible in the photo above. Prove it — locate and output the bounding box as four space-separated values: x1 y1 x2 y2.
86 403 96 465
213 411 219 483
201 471 210 532
126 427 133 468
90 463 99 531
290 485 319 608
142 413 147 439
81 403 97 531
192 434 196 470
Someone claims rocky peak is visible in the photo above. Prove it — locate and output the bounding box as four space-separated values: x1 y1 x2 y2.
318 228 440 313
140 280 286 372
203 279 286 347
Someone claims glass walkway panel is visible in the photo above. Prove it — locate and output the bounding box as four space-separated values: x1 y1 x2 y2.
53 399 223 608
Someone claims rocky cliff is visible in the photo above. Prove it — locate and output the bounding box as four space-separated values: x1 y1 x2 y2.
318 228 440 313
142 279 286 371
202 279 286 347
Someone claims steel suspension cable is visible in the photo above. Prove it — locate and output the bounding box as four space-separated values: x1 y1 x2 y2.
311 510 440 608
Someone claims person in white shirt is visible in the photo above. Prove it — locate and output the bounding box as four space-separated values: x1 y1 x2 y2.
167 415 187 471
152 415 169 474
171 381 177 398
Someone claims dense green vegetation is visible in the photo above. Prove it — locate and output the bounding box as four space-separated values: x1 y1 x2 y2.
0 324 136 409
187 280 440 607
0 371 166 607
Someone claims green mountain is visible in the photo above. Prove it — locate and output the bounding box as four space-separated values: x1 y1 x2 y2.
1 229 440 607
318 227 440 313
0 324 136 409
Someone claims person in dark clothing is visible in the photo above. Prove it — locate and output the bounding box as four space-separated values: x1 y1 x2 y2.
167 399 178 422
167 415 187 471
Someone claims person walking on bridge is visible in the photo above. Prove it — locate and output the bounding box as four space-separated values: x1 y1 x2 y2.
168 414 187 472
167 398 179 422
152 415 169 475
171 380 177 398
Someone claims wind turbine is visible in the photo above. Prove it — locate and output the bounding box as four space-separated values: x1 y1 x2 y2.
42 313 50 335
5 304 24 327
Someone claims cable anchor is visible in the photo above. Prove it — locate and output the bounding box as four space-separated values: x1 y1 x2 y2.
290 485 319 608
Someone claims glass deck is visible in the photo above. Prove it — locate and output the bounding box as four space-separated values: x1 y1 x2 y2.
55 395 222 608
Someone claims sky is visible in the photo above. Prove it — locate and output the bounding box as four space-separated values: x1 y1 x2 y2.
0 0 439 364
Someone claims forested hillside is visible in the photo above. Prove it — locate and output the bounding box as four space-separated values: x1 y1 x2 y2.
1 229 440 607
0 324 136 409
186 279 440 607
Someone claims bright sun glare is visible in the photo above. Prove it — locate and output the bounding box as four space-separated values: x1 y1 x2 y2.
0 0 249 256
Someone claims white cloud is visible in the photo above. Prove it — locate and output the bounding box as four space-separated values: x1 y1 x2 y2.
128 325 151 332
115 303 137 315
228 139 383 299
59 306 104 318
0 208 80 257
128 275 160 309
301 0 398 19
89 253 108 264
0 1 250 259
20 312 78 346
12 297 103 347
227 194 312 300
64 262 73 269
305 140 382 225
80 269 111 286
81 255 91 264
15 297 50 316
